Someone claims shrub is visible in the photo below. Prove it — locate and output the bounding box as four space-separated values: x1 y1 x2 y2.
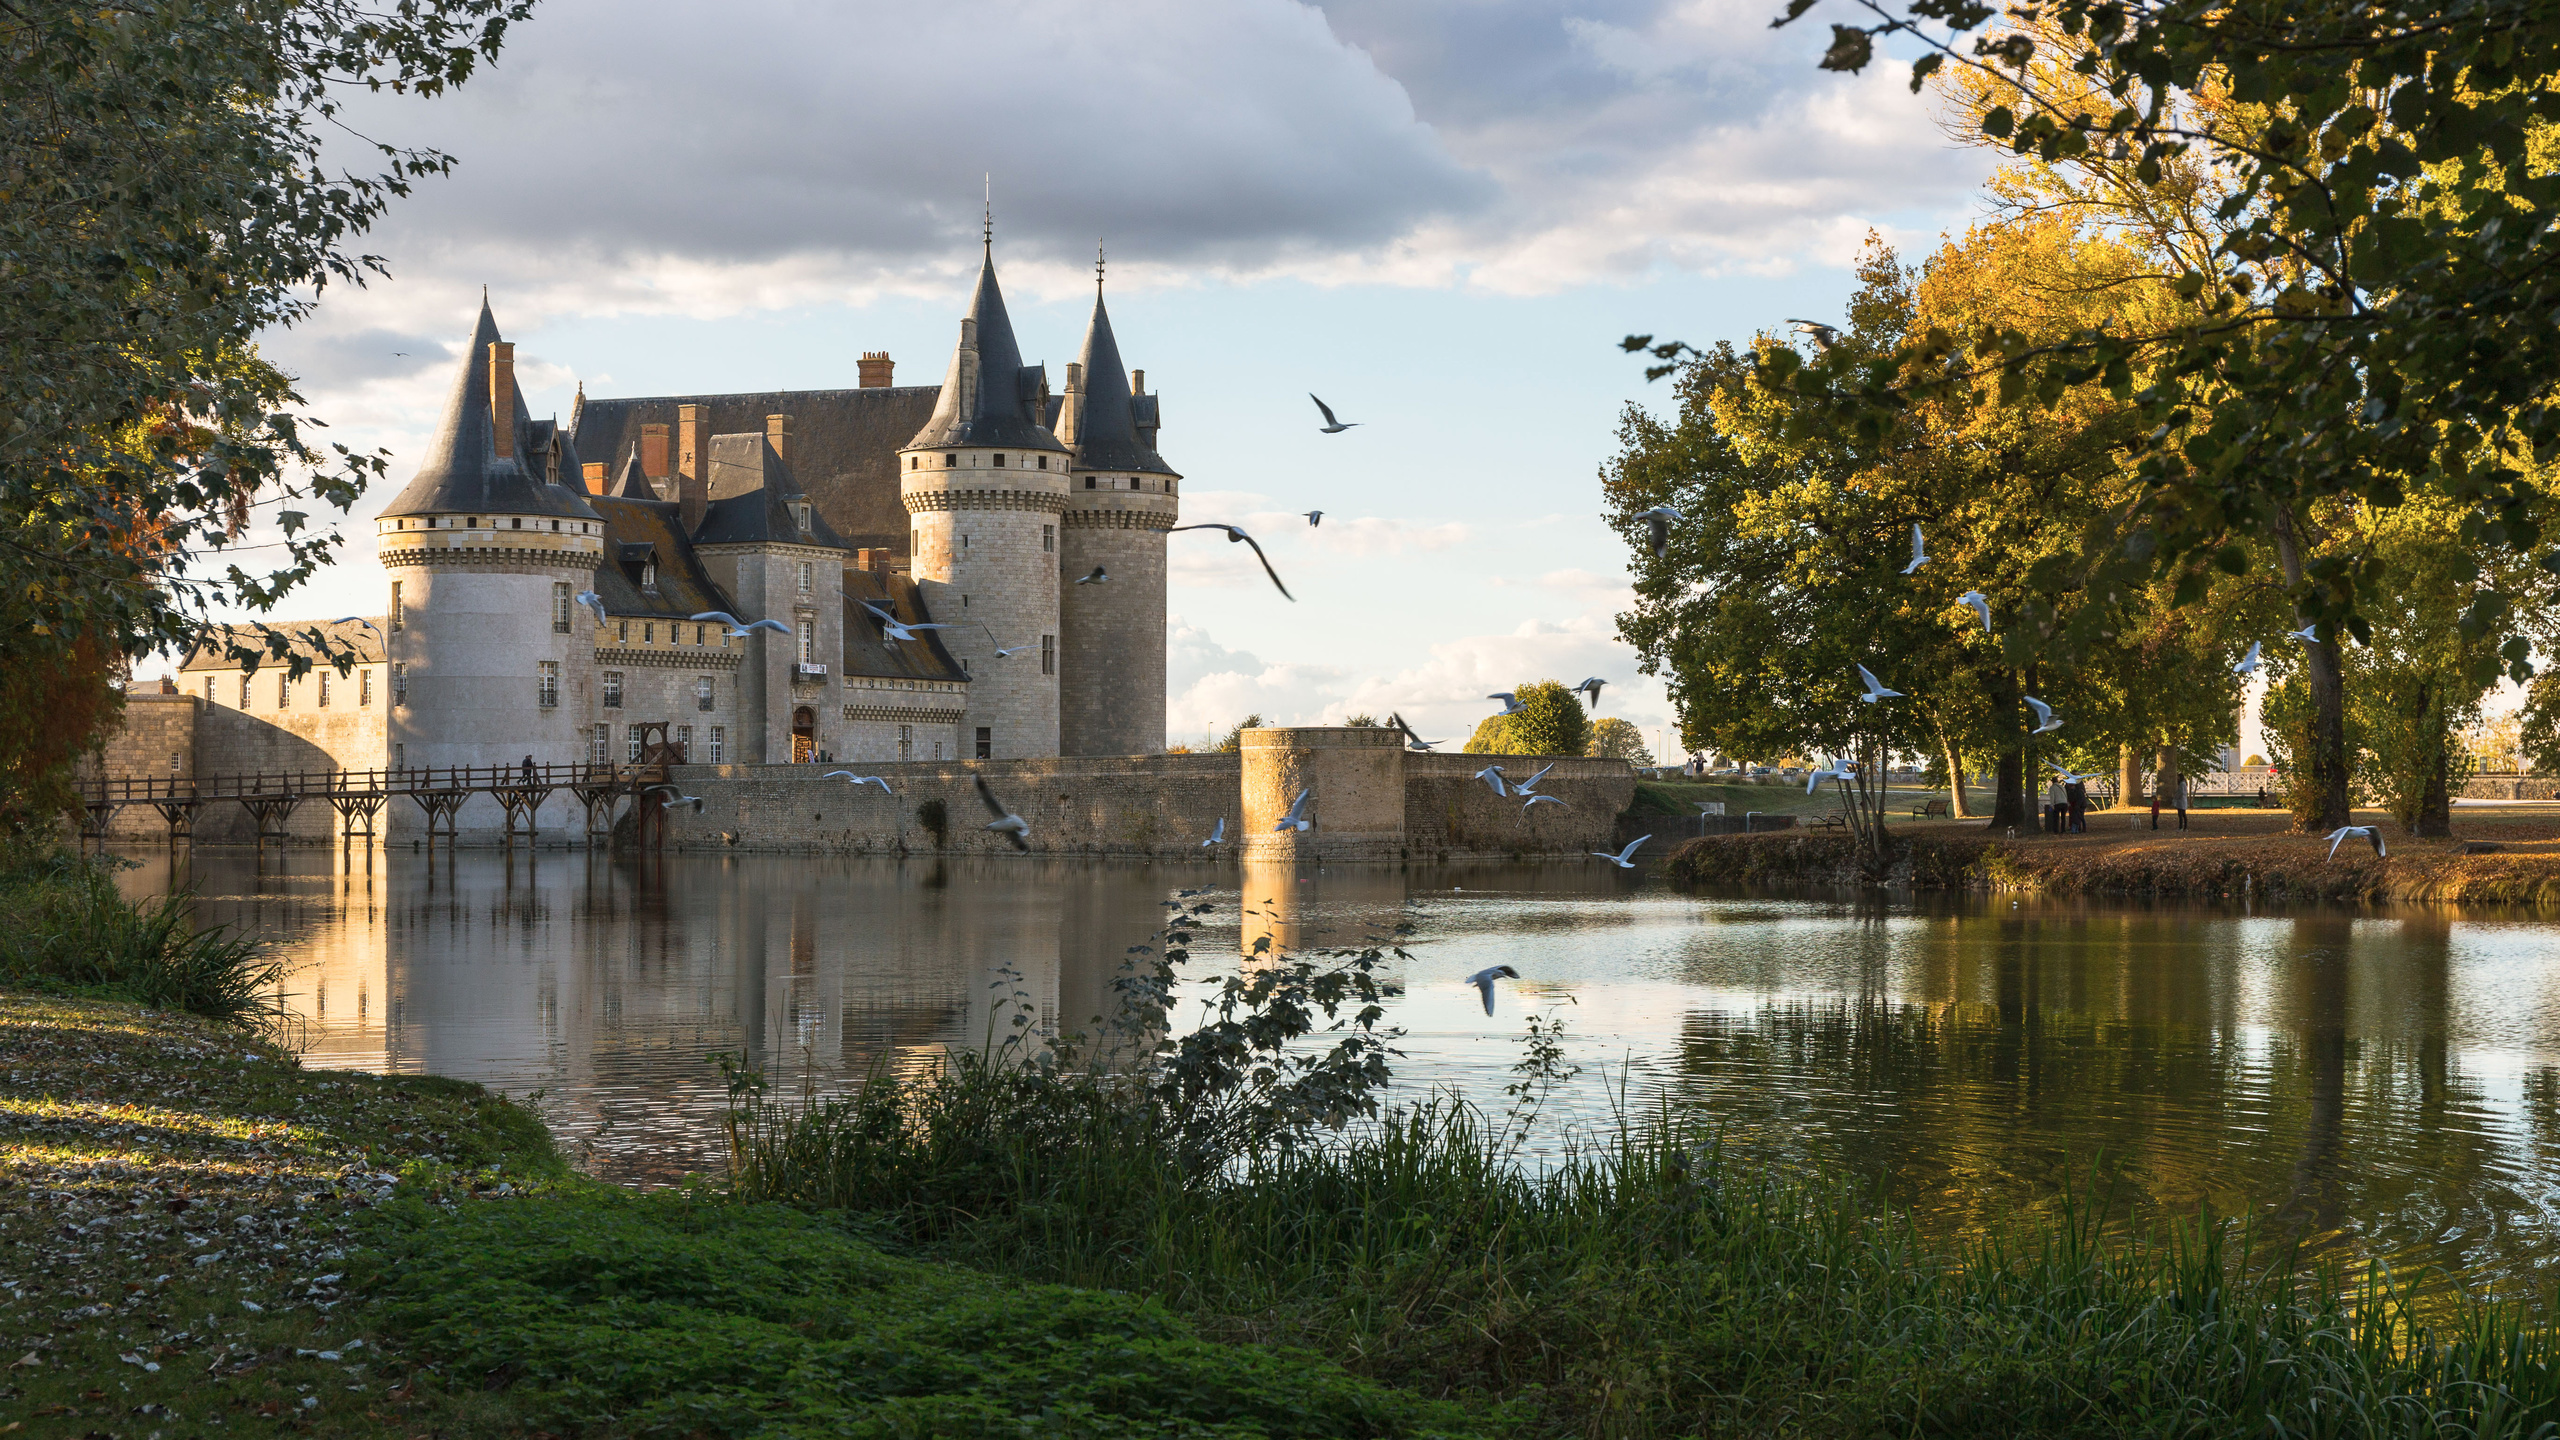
0 845 284 1030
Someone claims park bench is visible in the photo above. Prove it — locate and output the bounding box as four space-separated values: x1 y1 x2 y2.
1805 813 1847 831
1911 798 1951 818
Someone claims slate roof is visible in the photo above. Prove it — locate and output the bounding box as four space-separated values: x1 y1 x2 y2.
1056 290 1175 476
381 299 603 523
843 570 968 683
181 617 388 669
695 434 852 549
904 245 1067 455
587 494 732 620
570 386 933 553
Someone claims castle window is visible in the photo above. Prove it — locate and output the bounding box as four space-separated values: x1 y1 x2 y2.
552 582 571 634
511 517 522 529
1042 524 1054 553
390 581 404 631
1037 455 1047 470
1040 635 1055 676
709 725 726 763
644 622 654 643
909 456 917 470
588 725 609 765
277 674 291 707
204 676 216 703
943 453 955 468
317 672 330 708
1085 476 1095 489
797 562 813 595
640 560 657 591
898 725 912 761
795 610 816 663
360 669 372 706
618 620 628 642
239 673 251 707
975 726 991 760
791 503 810 533
694 625 706 646
552 519 561 531
993 453 1005 468
696 675 714 712
933 740 944 760
603 671 624 709
392 663 406 702
677 724 692 754
538 661 559 709
396 743 406 770
628 729 646 763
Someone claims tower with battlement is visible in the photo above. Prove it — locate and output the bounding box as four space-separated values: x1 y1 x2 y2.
896 237 1067 760
1054 269 1178 757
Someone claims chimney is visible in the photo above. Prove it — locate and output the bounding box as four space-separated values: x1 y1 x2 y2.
582 461 606 492
765 413 794 466
488 342 516 458
857 351 894 387
640 423 670 479
158 675 177 695
676 403 708 534
1131 368 1145 394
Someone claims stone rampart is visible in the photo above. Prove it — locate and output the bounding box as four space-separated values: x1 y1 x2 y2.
657 753 1239 856
1403 753 1637 860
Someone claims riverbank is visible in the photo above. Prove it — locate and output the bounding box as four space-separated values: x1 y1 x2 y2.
1665 808 2560 902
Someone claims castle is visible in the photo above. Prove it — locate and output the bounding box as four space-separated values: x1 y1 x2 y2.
150 237 1180 840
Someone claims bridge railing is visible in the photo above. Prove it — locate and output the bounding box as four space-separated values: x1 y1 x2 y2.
79 762 644 805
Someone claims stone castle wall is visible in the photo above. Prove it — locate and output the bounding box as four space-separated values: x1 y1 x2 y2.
1403 753 1639 860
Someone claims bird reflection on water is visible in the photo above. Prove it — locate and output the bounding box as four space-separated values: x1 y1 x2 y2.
103 844 2560 1312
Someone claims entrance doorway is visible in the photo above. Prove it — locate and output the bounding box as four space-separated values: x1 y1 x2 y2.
791 707 816 763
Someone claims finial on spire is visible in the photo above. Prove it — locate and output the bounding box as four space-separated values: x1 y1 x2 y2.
982 174 992 253
1096 240 1106 293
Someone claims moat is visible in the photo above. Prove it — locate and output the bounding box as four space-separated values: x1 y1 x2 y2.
114 844 2560 1307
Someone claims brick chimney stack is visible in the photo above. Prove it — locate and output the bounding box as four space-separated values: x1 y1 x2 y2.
676 404 708 534
581 461 606 492
640 423 670 480
488 342 516 458
857 351 894 388
765 413 794 466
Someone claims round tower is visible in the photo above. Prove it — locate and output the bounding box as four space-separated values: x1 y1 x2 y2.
1054 272 1177 757
897 238 1067 760
375 300 606 838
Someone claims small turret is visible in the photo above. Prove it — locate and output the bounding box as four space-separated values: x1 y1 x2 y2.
1057 259 1178 757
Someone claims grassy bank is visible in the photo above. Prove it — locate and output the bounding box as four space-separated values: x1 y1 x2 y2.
1666 817 2560 903
0 845 285 1023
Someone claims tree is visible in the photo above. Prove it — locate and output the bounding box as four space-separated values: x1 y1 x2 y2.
1214 715 1267 752
2520 674 2560 776
1507 682 1592 756
1587 717 1654 765
1460 716 1513 754
0 0 533 829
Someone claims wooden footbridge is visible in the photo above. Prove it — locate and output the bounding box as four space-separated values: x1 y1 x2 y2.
78 725 690 848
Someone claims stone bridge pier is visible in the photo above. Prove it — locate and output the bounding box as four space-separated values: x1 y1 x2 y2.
1240 726 1407 863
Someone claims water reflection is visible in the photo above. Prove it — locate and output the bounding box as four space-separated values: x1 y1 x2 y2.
111 847 2560 1306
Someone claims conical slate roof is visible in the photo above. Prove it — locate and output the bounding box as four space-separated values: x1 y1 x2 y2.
1058 289 1175 476
380 298 603 521
608 445 655 499
903 245 1065 453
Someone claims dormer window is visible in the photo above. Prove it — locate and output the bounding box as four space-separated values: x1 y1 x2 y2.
641 560 658 590
791 502 810 533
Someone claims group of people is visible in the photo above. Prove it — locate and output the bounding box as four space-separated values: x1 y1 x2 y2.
2042 773 2195 835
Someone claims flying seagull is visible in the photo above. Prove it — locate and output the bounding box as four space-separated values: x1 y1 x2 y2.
2023 696 2063 734
1310 394 1358 433
1634 505 1683 560
1855 665 1902 703
690 610 791 638
2288 623 2320 644
1168 524 1294 601
330 616 382 638
2325 825 2386 860
1957 590 1992 634
974 773 1030 851
1202 817 1226 847
1488 692 1526 716
859 602 954 645
1475 765 1510 797
1512 762 1558 795
2233 641 2264 678
1465 964 1520 1017
1388 712 1440 751
1524 794 1568 810
1574 677 1606 709
1789 319 1841 349
645 784 703 813
821 771 893 794
1806 763 1854 795
1302 510 1324 527
1591 835 1651 869
2044 760 2103 785
573 590 610 627
1902 523 1928 574
1273 787 1315 833
1076 567 1109 585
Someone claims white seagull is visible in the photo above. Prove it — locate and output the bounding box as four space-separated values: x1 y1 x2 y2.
1591 835 1651 869
821 771 893 794
1788 319 1841 349
2044 760 2103 785
1634 505 1684 560
1512 762 1558 795
2023 696 2063 734
2325 825 2386 860
859 602 955 645
2233 641 2264 678
330 616 383 638
1806 764 1853 795
2288 623 2320 644
1273 787 1316 833
1465 965 1520 1017
1388 712 1441 751
974 774 1031 851
1574 677 1607 709
1524 794 1567 810
1474 766 1510 797
1958 590 1993 634
1076 567 1110 585
645 785 703 813
1168 523 1294 600
1902 523 1928 574
1855 665 1903 703
1310 394 1359 433
572 591 610 627
1201 818 1227 847
1302 511 1324 527
691 610 791 638
1488 692 1526 716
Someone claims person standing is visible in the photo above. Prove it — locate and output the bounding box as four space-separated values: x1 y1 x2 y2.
2174 775 2190 830
2046 774 2067 835
2065 776 2088 833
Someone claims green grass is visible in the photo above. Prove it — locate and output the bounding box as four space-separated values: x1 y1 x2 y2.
1631 778 1982 822
0 843 285 1027
728 1058 2560 1440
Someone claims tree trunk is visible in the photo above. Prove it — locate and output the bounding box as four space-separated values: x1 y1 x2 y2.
1986 672 2028 829
2270 506 2354 832
2415 712 2453 838
2117 743 2142 812
1937 721 1974 818
2156 745 2182 809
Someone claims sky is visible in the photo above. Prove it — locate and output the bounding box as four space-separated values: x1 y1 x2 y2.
214 0 1996 755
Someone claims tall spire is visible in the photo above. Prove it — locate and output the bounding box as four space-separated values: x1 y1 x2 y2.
380 294 600 520
1059 282 1173 475
902 232 1064 452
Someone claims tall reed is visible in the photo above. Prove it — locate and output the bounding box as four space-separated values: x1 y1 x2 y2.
0 844 286 1029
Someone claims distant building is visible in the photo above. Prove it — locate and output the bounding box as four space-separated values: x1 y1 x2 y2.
154 236 1179 840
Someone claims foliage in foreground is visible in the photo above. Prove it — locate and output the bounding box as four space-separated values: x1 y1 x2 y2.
0 845 284 1028
361 1190 1501 1439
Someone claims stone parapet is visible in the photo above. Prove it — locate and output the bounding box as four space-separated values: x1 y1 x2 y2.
1240 726 1407 863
